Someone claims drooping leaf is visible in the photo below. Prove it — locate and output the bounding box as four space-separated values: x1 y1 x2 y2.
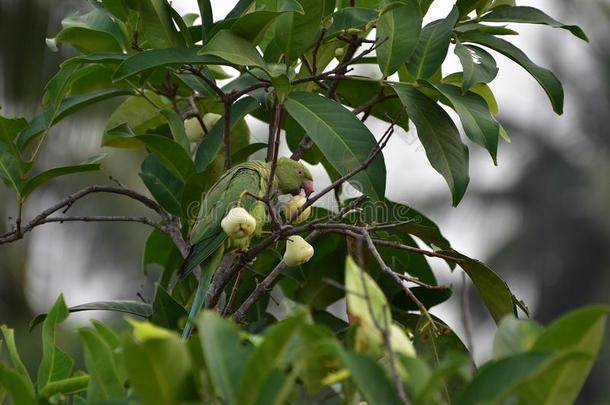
325 7 378 38
113 48 226 81
376 0 422 76
55 8 126 53
430 82 500 164
136 135 196 182
481 6 588 41
142 228 183 286
21 160 103 200
0 326 31 385
31 301 153 329
0 116 27 195
197 0 213 43
199 30 266 68
140 154 184 217
151 285 188 331
407 7 458 79
79 328 124 401
492 316 544 359
459 31 564 114
454 42 499 92
160 109 190 152
285 91 387 201
17 89 134 150
518 306 610 405
393 83 470 206
274 0 324 60
135 0 182 48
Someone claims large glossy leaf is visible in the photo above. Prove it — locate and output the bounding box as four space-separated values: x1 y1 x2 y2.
55 8 126 53
37 295 73 391
339 350 402 404
393 83 470 206
123 322 196 405
376 0 422 76
17 89 134 150
274 0 324 60
459 32 564 114
518 306 610 405
407 7 458 79
135 0 182 48
199 30 266 68
431 82 500 164
21 160 102 200
136 135 196 182
194 96 259 172
285 91 387 201
456 351 585 405
31 301 153 329
326 7 378 38
113 48 226 81
79 328 124 401
198 312 250 404
454 42 498 92
139 154 184 216
482 6 588 41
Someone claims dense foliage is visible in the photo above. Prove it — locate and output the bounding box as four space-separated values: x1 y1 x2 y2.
0 0 606 404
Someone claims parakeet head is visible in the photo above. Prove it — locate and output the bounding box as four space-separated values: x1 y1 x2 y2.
276 157 314 196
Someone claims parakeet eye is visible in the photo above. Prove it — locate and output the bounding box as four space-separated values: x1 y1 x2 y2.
296 168 303 176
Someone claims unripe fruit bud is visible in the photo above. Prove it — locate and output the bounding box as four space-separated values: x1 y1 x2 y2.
334 48 345 58
346 28 361 35
282 195 311 224
283 236 314 266
221 207 257 239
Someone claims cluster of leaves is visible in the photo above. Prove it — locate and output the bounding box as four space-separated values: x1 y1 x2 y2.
2 272 608 404
0 0 603 403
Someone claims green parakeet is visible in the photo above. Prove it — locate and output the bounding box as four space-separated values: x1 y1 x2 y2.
178 157 313 336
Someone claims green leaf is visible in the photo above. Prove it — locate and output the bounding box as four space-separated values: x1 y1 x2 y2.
451 252 516 323
456 351 586 405
37 294 73 391
21 160 103 200
194 96 259 172
123 322 196 405
55 8 126 53
492 316 544 359
140 154 184 217
285 91 387 201
0 364 36 405
0 326 31 385
518 306 610 405
17 89 134 150
31 301 153 329
0 116 27 195
197 0 213 43
198 312 249 404
459 31 564 114
151 285 188 331
113 48 225 81
376 0 422 76
142 229 183 287
482 6 588 41
237 313 306 405
199 30 266 68
136 135 196 182
160 110 190 152
136 0 182 48
339 350 402 405
456 0 488 18
226 2 304 45
232 142 267 163
326 7 378 38
393 83 470 206
38 375 90 398
454 42 498 92
430 82 500 164
274 0 324 60
407 7 458 79
79 328 124 401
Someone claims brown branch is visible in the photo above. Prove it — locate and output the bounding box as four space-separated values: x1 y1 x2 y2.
36 216 163 230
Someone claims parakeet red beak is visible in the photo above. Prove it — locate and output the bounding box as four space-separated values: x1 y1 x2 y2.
302 180 314 197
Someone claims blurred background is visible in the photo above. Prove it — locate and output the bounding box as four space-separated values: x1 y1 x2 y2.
0 0 608 403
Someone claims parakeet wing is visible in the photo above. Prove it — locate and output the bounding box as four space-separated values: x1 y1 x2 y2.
178 165 267 279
